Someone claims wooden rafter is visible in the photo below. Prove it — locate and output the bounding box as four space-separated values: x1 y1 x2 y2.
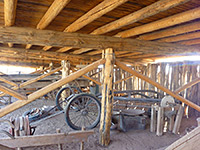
157 31 200 43
44 0 128 51
26 0 71 49
1 27 199 55
72 0 190 54
92 0 189 35
177 38 200 45
116 7 200 38
138 21 200 41
4 0 18 48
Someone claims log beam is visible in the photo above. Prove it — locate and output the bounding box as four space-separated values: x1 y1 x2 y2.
177 38 200 46
0 59 105 117
0 27 199 55
0 77 18 87
44 0 128 51
99 48 114 146
0 85 27 100
115 60 200 112
116 7 200 38
138 21 200 41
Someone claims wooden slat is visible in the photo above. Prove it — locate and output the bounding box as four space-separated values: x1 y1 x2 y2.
138 21 200 41
44 0 128 51
115 60 200 112
114 75 134 85
0 130 94 148
0 59 105 117
0 27 200 55
92 0 189 35
0 85 27 100
4 0 18 48
157 31 200 43
116 7 200 38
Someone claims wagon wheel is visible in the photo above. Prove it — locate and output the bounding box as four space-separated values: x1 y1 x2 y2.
64 93 101 130
55 86 82 111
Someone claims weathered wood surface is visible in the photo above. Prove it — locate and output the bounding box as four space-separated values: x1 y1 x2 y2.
0 59 105 117
116 7 200 38
166 126 200 150
0 85 27 100
99 48 114 146
115 60 200 112
0 27 199 55
0 130 94 148
0 77 18 87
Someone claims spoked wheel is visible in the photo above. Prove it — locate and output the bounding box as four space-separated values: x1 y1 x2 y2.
64 93 101 130
55 86 82 111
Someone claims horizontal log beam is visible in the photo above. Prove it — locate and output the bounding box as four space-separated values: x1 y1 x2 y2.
177 38 200 45
0 85 27 100
0 130 94 148
0 59 105 117
0 27 199 55
115 60 200 112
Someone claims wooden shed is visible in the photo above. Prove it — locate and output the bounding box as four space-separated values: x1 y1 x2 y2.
0 0 200 149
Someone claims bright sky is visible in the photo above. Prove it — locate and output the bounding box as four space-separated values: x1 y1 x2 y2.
0 65 35 74
155 55 200 63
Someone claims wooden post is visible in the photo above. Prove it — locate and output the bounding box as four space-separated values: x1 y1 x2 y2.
61 60 70 108
169 115 175 132
156 107 164 136
99 48 114 146
56 129 62 150
173 105 184 134
150 105 156 132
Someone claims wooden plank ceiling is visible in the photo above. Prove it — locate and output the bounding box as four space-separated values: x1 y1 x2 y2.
0 0 200 67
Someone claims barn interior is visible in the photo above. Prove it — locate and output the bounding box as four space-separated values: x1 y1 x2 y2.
0 0 200 149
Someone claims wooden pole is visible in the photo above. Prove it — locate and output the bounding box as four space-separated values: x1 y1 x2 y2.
0 59 105 117
156 107 164 136
99 48 114 146
115 60 200 112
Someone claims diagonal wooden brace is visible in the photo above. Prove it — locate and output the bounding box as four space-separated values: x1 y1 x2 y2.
115 60 200 112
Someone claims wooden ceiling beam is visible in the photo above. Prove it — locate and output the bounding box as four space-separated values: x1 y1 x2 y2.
26 0 71 49
4 0 18 48
44 0 128 52
116 7 200 38
72 0 189 54
157 31 200 43
176 38 200 45
0 27 200 55
92 0 189 35
138 21 200 41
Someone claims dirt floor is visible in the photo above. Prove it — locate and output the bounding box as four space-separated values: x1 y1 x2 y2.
0 99 199 150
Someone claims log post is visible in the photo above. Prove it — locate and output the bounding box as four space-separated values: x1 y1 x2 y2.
61 60 70 108
99 48 114 146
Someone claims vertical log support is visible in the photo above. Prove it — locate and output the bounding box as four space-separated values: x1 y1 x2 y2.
61 60 70 108
99 48 114 146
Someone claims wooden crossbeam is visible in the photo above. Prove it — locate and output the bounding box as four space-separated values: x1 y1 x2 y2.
0 77 18 87
0 27 200 55
29 66 51 74
174 77 200 94
114 75 134 85
138 21 200 41
26 0 71 49
116 7 200 38
157 31 200 43
71 0 189 54
92 0 189 35
115 60 200 112
44 0 128 51
0 130 94 148
0 85 27 100
0 59 105 117
4 0 18 48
